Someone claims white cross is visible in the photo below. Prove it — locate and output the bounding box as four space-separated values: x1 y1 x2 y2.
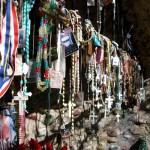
116 113 120 122
64 100 76 118
14 91 32 115
105 96 113 112
90 110 97 124
95 101 103 109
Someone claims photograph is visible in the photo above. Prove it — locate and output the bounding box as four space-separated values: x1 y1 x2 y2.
18 28 26 48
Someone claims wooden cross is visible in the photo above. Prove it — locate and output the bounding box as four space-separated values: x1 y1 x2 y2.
116 113 120 122
90 110 97 124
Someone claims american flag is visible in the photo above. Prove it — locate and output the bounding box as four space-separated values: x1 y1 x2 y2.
0 0 19 98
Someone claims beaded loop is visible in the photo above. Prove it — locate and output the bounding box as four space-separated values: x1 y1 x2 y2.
36 15 50 91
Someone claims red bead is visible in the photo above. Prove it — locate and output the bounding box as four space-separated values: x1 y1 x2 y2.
39 37 42 42
44 19 48 24
36 68 40 72
43 44 47 49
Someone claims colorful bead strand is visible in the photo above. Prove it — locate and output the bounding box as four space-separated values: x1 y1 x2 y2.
36 14 49 92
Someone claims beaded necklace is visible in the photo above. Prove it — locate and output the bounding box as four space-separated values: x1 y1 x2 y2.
36 14 49 92
21 0 35 96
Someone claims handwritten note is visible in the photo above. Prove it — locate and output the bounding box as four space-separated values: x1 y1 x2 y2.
49 68 64 89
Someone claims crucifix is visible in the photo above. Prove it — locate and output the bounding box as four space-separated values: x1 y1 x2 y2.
105 96 113 112
13 90 32 144
14 91 32 115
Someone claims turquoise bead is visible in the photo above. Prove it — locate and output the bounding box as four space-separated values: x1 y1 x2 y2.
24 105 27 110
20 80 23 85
24 79 27 84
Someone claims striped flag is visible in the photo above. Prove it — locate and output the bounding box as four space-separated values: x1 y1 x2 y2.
0 0 19 98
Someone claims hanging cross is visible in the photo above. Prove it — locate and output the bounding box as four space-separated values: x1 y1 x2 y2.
95 88 101 101
116 113 120 122
14 91 32 115
124 99 128 106
64 100 76 118
8 99 16 110
95 101 103 109
105 96 113 112
90 110 97 124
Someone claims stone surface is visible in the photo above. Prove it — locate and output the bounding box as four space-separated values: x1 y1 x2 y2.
107 127 121 137
130 124 148 135
98 141 108 150
107 137 117 143
109 145 121 150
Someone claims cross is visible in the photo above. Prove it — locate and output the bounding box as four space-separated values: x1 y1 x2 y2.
95 101 103 109
105 96 113 112
90 110 97 124
8 99 16 110
124 99 128 106
116 113 120 122
14 91 32 115
95 88 101 101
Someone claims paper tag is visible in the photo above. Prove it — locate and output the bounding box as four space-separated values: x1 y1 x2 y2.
49 68 64 89
27 60 36 78
113 56 119 66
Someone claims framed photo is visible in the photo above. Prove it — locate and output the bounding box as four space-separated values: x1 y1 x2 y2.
18 28 26 48
87 0 95 6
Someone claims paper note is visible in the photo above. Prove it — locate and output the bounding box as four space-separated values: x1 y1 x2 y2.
49 68 64 89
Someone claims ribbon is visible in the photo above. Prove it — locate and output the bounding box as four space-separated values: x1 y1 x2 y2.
0 0 19 98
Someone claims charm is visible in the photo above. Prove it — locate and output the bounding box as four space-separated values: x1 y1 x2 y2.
116 113 120 122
